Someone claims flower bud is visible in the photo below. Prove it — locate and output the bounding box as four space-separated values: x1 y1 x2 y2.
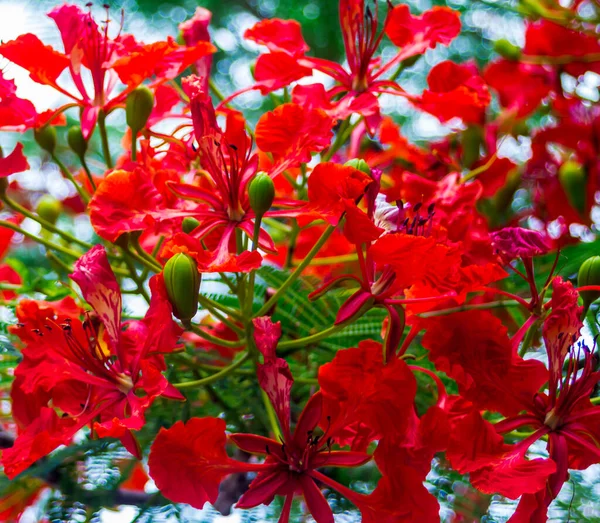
34 126 57 154
163 253 201 323
578 256 600 312
182 217 200 234
126 86 154 135
493 39 522 61
36 195 63 225
344 158 371 176
558 160 586 215
248 172 275 218
67 125 87 157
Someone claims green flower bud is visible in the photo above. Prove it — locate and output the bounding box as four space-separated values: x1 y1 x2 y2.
163 253 201 323
67 126 87 157
182 217 200 234
126 86 154 135
578 256 600 312
558 160 586 215
36 195 63 225
493 39 522 61
34 126 57 154
248 172 275 218
344 158 371 176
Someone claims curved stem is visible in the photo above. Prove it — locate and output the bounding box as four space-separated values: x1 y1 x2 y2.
1 194 92 250
174 353 250 389
278 324 344 352
51 154 90 204
188 322 246 349
98 110 113 169
254 225 335 318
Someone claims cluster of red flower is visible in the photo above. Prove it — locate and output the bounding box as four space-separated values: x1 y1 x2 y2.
1 1 600 521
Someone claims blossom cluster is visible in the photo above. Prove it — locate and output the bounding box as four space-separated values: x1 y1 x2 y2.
1 1 600 521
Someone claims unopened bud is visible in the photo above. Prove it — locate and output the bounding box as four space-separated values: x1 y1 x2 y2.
493 39 522 61
67 126 87 157
558 160 586 215
163 253 201 323
578 256 600 312
182 217 200 234
126 86 154 135
248 172 275 218
344 158 371 176
36 195 63 225
34 126 57 154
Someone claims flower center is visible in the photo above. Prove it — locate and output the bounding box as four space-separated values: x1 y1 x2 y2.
544 408 562 431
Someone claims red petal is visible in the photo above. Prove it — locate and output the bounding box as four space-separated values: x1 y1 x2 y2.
386 5 460 50
253 52 312 94
70 245 122 358
420 310 548 417
256 103 333 176
148 417 260 509
0 143 29 177
300 475 334 523
245 19 308 56
0 34 69 85
252 317 282 362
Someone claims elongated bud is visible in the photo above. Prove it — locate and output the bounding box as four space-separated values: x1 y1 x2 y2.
248 172 275 218
493 39 522 60
578 256 600 313
344 158 371 176
126 86 154 135
558 160 586 215
182 217 200 234
163 253 201 323
34 126 57 154
36 195 63 225
67 126 87 157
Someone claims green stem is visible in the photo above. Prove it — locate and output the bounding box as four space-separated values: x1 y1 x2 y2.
122 254 151 303
174 353 250 389
292 253 358 267
0 220 82 260
278 324 344 352
591 396 600 405
78 155 96 191
46 251 74 273
254 225 335 318
51 154 89 204
98 110 113 169
261 389 282 441
197 294 244 334
131 131 138 162
417 300 523 318
189 322 246 349
1 194 92 250
197 293 242 321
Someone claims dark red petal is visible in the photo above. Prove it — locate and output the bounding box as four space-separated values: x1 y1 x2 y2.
148 417 260 509
299 475 334 523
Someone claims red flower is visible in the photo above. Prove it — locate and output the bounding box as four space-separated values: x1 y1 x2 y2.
446 278 600 522
0 144 29 178
240 1 460 133
2 245 183 479
484 60 553 118
0 4 215 137
166 76 305 263
417 61 490 124
149 317 372 521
